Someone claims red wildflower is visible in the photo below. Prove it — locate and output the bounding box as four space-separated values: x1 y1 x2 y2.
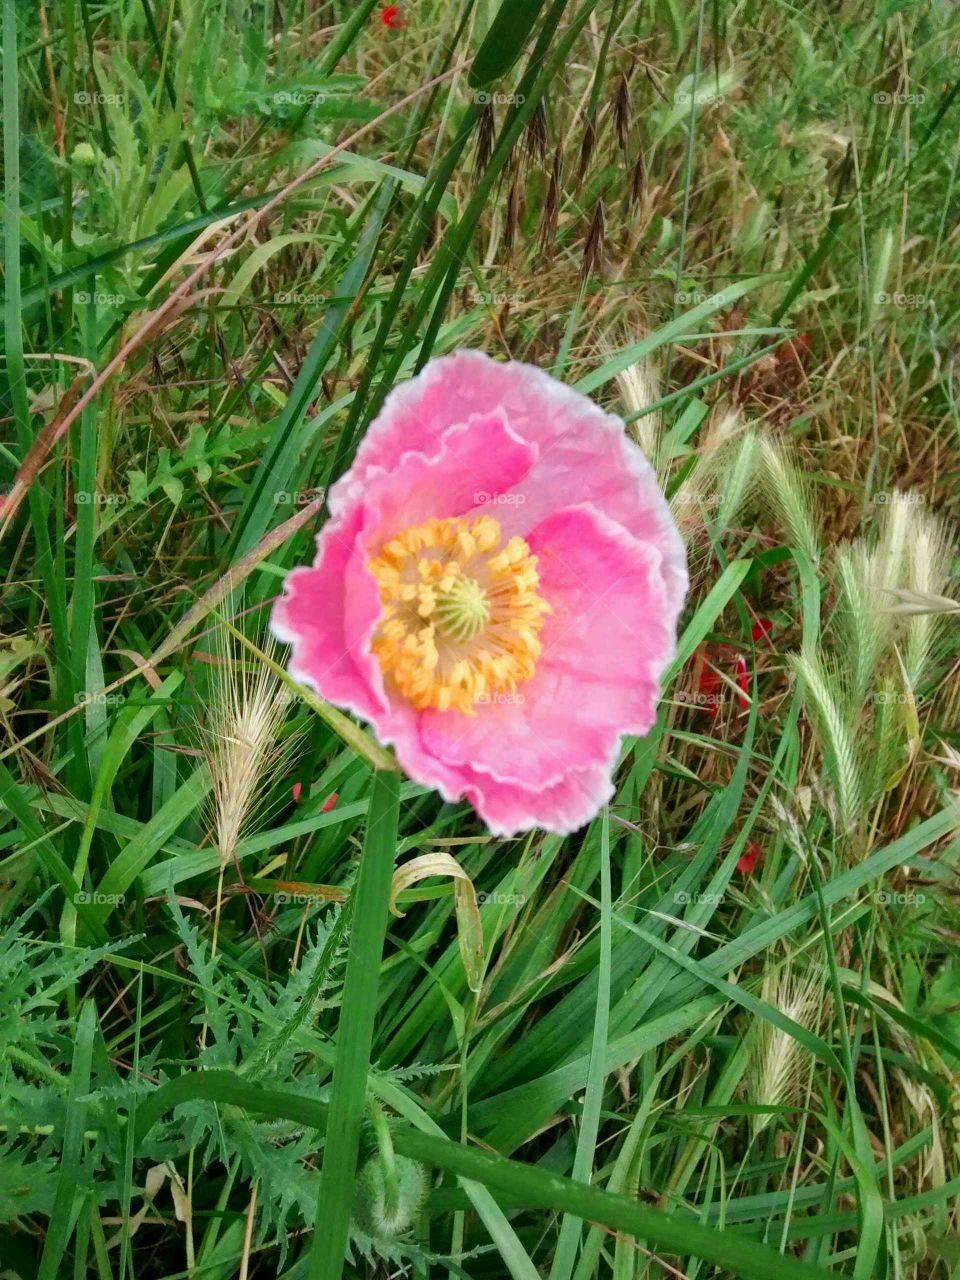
321 792 339 812
737 841 761 874
381 4 405 27
694 645 722 717
734 652 749 710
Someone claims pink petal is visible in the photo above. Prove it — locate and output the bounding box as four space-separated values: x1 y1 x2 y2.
271 412 537 725
461 763 615 837
357 411 538 538
334 351 686 625
272 502 387 723
416 505 673 808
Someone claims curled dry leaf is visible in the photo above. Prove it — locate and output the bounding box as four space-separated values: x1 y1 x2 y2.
390 851 484 993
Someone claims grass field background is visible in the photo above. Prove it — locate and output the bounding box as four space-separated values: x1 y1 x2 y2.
2 0 960 1276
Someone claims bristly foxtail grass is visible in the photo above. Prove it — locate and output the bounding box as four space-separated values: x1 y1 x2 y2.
835 542 887 706
614 356 759 545
803 491 952 824
746 962 824 1137
715 427 760 532
668 405 750 544
758 439 821 568
835 491 952 702
671 403 757 546
902 504 953 689
614 356 738 475
200 625 297 872
790 652 863 833
614 352 662 464
768 794 811 863
875 490 913 601
865 671 917 802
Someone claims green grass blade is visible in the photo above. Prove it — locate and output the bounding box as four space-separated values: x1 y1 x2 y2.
548 807 612 1280
308 768 401 1279
469 0 551 88
37 1000 96 1280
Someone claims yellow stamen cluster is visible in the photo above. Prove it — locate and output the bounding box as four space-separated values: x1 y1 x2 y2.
369 514 549 713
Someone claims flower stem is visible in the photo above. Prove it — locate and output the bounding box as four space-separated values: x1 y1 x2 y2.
308 767 401 1279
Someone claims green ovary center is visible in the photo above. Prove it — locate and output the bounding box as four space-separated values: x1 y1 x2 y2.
433 575 490 643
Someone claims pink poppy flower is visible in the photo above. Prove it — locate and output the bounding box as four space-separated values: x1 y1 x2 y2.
271 351 687 836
